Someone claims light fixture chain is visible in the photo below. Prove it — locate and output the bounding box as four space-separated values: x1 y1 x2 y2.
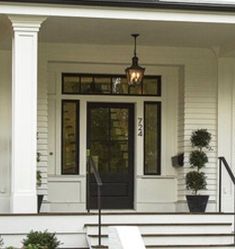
132 33 139 57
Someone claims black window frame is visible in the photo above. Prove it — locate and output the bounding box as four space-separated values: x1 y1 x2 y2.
144 101 161 175
61 99 80 175
62 73 161 97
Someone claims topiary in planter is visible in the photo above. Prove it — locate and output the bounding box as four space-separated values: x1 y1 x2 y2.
186 129 212 212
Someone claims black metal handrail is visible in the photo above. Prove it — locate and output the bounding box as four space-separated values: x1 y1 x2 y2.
218 156 235 244
87 154 103 247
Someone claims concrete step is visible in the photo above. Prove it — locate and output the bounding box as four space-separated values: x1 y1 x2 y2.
85 215 234 249
88 233 235 246
87 213 233 224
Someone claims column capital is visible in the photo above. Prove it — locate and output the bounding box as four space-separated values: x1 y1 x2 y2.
8 15 46 32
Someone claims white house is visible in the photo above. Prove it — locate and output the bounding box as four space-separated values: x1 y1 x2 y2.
0 0 235 247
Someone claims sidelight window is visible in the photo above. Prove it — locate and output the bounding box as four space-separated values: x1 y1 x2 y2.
144 102 161 175
62 100 79 174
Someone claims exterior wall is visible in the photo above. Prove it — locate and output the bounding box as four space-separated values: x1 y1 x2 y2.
37 47 49 210
218 57 235 212
0 50 11 212
43 43 218 212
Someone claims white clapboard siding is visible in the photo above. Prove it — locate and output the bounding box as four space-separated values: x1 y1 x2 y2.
37 76 48 202
177 60 217 204
177 67 186 201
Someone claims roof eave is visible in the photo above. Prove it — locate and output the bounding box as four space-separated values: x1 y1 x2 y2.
2 0 235 12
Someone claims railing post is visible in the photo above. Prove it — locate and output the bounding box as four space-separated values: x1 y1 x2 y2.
87 155 103 247
98 184 101 247
219 158 222 213
233 181 235 245
218 157 235 244
87 156 91 213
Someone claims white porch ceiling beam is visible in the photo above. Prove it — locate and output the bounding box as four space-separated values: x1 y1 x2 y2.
2 2 235 24
9 15 46 213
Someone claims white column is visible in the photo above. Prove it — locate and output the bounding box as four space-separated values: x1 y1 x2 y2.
9 15 46 213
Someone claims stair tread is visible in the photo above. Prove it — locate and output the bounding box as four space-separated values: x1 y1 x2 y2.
85 212 235 215
85 222 232 227
147 245 235 248
92 244 235 249
88 233 235 237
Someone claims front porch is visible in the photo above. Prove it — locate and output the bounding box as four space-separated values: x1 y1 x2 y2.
0 1 235 214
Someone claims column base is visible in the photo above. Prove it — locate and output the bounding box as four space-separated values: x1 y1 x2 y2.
10 193 37 213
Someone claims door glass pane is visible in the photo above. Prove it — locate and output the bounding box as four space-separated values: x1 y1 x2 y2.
111 108 129 140
144 102 161 175
110 141 128 173
88 104 132 175
90 108 109 141
62 101 79 174
90 142 109 173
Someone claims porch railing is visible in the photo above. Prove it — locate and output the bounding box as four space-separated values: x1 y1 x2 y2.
87 154 103 247
218 156 235 244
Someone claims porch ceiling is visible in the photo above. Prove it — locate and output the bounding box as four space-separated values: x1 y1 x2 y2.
2 14 235 55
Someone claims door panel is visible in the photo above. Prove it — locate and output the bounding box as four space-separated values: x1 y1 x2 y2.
87 102 134 209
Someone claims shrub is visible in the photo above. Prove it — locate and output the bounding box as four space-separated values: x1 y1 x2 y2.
186 171 207 195
22 230 61 249
190 129 211 149
24 244 45 249
189 150 208 169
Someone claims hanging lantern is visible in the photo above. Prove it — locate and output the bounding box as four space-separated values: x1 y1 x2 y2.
125 34 145 86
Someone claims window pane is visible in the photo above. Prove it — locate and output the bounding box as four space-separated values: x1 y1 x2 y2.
144 102 161 175
62 75 80 94
112 77 128 94
81 76 93 94
62 101 79 174
143 77 161 96
129 84 142 95
93 77 111 94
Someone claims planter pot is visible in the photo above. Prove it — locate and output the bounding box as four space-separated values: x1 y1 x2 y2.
37 194 44 213
186 195 209 213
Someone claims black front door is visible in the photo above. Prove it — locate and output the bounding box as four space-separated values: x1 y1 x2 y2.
87 102 134 209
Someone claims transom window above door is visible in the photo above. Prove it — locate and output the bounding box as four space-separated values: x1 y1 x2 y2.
62 73 161 96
